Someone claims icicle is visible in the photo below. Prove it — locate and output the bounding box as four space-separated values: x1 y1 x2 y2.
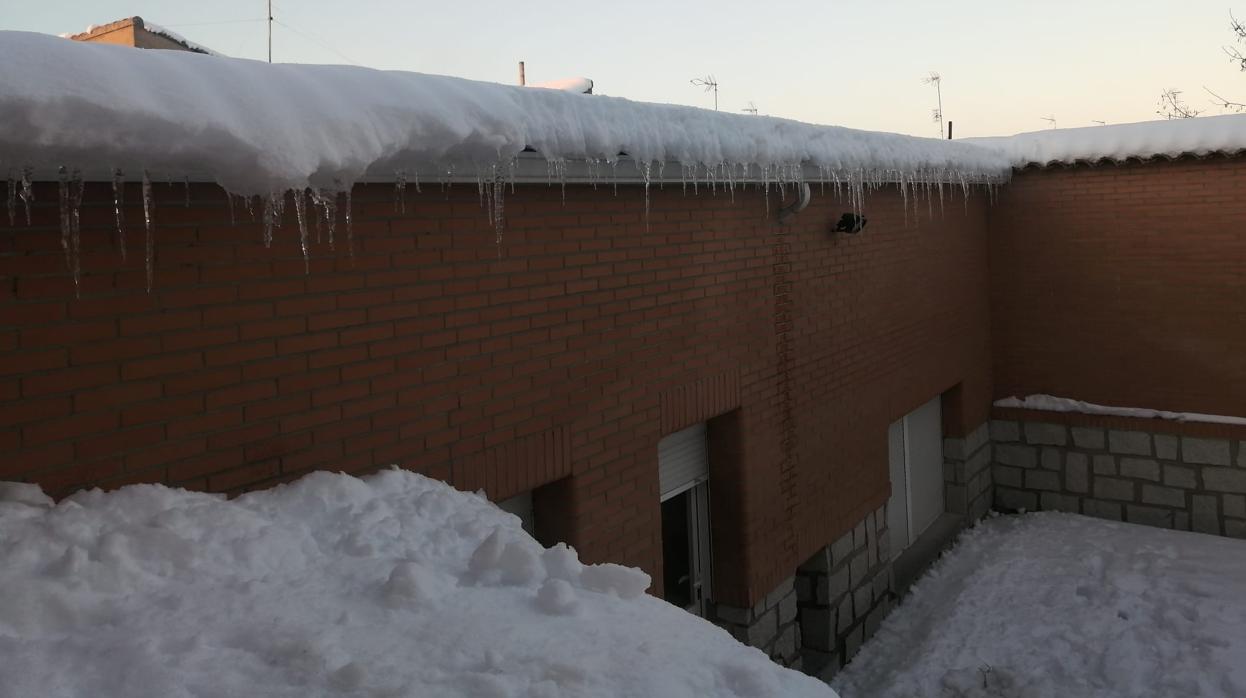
293 189 310 273
314 189 337 251
57 169 71 281
344 188 354 259
19 166 33 226
142 172 154 292
227 194 236 226
261 195 276 247
112 169 126 261
5 173 14 227
183 177 191 208
312 195 322 244
56 167 84 296
638 160 652 230
491 177 505 252
395 171 407 213
557 160 567 206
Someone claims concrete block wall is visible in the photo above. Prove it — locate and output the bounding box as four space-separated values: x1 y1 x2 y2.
794 503 893 682
943 420 993 521
992 418 1246 537
708 576 802 669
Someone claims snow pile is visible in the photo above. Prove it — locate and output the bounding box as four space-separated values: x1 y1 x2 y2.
0 30 1008 195
0 470 834 698
834 513 1246 698
967 114 1246 168
995 393 1246 427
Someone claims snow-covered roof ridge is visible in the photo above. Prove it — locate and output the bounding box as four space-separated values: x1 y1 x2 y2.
967 114 1246 169
0 31 1009 195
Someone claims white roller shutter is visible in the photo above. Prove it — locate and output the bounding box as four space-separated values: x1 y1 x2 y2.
659 423 708 501
906 396 945 541
886 395 945 558
498 491 534 535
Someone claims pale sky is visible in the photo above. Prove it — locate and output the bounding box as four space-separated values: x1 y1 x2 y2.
4 0 1244 137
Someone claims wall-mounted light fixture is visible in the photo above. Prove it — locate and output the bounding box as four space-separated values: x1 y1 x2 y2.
832 213 867 234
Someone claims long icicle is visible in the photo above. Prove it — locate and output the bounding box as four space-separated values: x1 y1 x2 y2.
19 166 33 226
343 188 354 260
142 172 154 292
293 188 310 273
112 169 126 261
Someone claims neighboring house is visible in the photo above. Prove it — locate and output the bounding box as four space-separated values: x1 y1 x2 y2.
65 16 220 56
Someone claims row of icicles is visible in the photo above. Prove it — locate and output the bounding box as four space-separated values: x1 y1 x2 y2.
5 161 1007 297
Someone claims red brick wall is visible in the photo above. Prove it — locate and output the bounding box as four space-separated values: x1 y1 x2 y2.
1 177 992 606
989 157 1246 417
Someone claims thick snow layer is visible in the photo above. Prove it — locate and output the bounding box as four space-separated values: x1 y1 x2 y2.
834 513 1246 698
967 114 1246 168
0 31 1008 194
0 470 833 698
995 393 1246 427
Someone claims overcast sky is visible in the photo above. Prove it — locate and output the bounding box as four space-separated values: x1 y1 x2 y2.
5 0 1245 138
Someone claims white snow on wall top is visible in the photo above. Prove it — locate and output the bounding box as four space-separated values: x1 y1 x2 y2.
142 21 225 57
528 77 594 94
995 393 1246 427
967 114 1246 168
0 31 1009 195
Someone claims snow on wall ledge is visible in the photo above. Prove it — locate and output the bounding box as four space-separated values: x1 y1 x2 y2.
0 470 835 698
995 394 1246 427
966 114 1246 168
0 31 1008 195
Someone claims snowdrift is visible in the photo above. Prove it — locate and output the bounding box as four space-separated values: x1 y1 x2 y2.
0 471 834 698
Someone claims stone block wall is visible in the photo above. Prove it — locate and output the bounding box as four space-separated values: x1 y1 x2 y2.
708 576 801 668
992 418 1246 538
943 421 993 521
794 503 893 682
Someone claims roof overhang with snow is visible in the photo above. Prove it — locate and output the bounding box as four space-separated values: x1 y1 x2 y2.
0 31 1010 196
965 114 1246 169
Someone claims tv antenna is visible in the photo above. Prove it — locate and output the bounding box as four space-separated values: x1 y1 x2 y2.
922 72 943 138
690 75 719 111
1041 115 1057 129
742 101 758 115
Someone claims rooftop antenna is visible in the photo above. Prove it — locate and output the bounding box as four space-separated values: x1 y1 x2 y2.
1092 120 1106 126
690 75 718 111
742 101 758 115
1041 115 1057 129
267 0 272 63
922 72 943 138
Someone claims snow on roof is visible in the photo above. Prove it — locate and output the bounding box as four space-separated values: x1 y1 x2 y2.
142 21 224 57
529 77 594 94
966 114 1246 168
65 17 220 56
0 30 1009 195
0 470 836 697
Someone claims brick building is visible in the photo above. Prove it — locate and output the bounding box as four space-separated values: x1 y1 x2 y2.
4 31 1246 683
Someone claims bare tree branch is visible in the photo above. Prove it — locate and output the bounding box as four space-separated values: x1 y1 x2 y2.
1156 88 1201 119
1205 86 1246 112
